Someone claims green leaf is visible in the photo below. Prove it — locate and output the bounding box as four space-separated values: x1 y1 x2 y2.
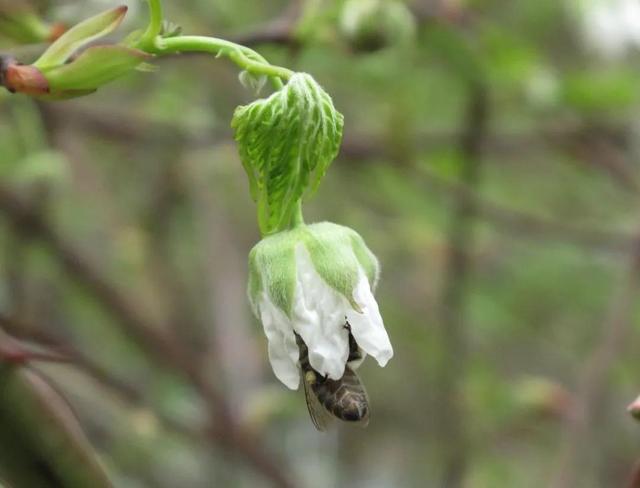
43 45 150 91
232 73 344 235
34 5 128 69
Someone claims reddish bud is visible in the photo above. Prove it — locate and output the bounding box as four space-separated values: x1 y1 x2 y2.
2 63 49 95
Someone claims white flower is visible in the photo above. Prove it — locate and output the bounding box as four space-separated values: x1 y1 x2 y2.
248 222 393 390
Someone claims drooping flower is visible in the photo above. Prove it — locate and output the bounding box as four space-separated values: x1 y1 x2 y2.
248 221 393 390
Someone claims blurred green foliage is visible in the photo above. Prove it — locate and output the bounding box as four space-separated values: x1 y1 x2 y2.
1 0 640 487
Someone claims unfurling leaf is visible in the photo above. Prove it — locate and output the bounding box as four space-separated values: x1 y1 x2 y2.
34 5 128 69
43 45 151 91
232 73 344 235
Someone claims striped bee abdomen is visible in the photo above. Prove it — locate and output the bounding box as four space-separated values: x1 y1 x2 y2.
296 329 370 427
313 367 369 422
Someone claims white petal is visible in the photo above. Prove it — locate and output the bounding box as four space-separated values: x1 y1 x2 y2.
258 291 300 390
345 271 393 367
291 245 350 380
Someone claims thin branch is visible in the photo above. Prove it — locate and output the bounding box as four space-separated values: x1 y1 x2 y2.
39 103 635 254
415 165 636 254
0 315 197 441
0 326 70 364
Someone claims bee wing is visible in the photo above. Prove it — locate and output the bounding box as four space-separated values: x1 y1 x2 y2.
302 372 333 432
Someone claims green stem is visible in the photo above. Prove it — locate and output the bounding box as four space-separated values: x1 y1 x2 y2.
136 0 292 89
139 0 164 51
147 36 293 89
290 200 305 229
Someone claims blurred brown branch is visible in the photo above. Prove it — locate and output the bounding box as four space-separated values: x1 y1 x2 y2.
39 103 636 254
414 165 636 254
0 314 198 442
627 460 640 488
435 80 489 488
550 232 640 488
227 0 301 48
0 184 294 488
0 325 70 364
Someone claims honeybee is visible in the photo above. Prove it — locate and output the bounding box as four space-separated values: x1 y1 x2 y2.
295 327 370 431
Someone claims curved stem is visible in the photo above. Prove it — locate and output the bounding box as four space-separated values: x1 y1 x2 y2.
139 0 164 50
150 36 293 88
136 0 292 88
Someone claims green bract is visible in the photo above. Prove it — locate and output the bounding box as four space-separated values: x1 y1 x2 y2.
248 222 379 317
232 73 344 236
42 45 150 92
34 6 128 70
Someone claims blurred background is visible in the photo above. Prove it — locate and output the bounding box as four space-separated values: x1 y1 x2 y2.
1 0 640 487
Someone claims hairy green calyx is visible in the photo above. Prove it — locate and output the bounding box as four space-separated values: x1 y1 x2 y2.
248 222 379 317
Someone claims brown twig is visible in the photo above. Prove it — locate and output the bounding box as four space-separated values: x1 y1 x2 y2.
0 185 294 488
0 314 204 444
0 326 70 365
